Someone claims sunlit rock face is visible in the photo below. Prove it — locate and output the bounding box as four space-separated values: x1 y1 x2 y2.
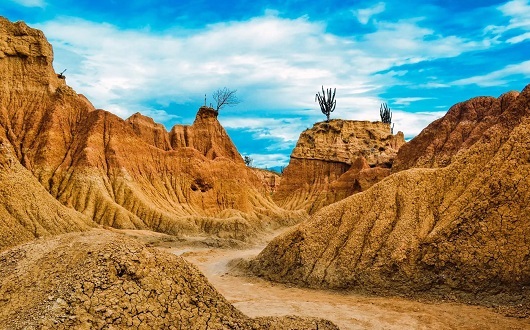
274 119 405 213
0 16 303 249
392 91 520 172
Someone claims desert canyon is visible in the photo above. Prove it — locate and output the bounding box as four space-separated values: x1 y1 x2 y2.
0 16 529 329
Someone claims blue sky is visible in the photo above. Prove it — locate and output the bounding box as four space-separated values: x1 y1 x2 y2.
2 0 530 169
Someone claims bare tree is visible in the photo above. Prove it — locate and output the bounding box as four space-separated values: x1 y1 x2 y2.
212 87 240 111
315 86 336 122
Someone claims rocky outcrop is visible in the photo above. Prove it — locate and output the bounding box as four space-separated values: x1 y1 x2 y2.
0 230 338 329
169 107 244 163
0 17 298 244
274 119 405 213
125 112 172 150
392 91 519 171
250 86 530 309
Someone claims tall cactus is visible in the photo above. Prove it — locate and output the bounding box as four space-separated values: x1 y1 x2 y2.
315 86 336 122
380 102 392 124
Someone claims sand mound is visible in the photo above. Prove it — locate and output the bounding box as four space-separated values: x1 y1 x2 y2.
0 230 337 329
0 137 92 252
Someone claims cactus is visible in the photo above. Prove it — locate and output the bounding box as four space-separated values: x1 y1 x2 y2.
380 102 392 124
315 86 336 122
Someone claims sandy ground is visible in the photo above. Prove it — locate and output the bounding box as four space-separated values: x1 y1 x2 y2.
119 229 530 330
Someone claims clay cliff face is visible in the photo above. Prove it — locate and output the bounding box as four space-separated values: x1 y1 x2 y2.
0 230 338 329
392 91 519 171
0 137 93 251
250 86 530 307
0 17 299 249
274 119 405 213
125 112 172 150
251 168 282 193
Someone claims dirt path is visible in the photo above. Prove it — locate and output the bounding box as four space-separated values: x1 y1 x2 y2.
119 229 530 329
173 246 530 330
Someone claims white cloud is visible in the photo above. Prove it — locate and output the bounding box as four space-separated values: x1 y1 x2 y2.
391 110 446 138
499 0 530 29
354 2 386 24
393 97 434 106
244 153 290 169
8 0 45 7
507 31 530 43
37 15 486 110
32 14 492 163
486 0 530 43
453 60 530 87
362 19 488 65
418 82 450 88
220 116 306 150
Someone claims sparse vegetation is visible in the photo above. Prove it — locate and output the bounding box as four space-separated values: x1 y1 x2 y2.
380 102 394 133
380 103 392 124
244 155 253 167
315 86 336 122
213 87 240 111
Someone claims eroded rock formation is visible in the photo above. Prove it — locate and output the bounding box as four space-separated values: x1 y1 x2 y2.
0 137 93 251
0 17 299 248
0 230 338 329
274 119 405 213
169 107 244 162
251 167 282 193
251 86 530 308
392 91 520 171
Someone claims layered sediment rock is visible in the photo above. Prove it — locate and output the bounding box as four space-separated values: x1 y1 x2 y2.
0 230 338 329
251 86 530 307
169 107 244 162
274 119 405 213
125 112 172 150
0 17 299 247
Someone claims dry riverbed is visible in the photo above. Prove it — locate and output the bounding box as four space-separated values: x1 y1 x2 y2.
118 229 530 330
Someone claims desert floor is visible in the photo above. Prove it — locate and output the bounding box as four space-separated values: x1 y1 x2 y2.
117 228 530 330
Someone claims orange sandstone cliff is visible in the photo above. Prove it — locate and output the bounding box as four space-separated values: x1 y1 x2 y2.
0 17 300 250
274 119 405 213
392 91 520 171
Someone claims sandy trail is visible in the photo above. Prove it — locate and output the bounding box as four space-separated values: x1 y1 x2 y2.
174 247 529 329
120 229 530 329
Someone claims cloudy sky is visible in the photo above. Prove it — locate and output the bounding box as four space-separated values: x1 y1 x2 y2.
3 0 530 169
